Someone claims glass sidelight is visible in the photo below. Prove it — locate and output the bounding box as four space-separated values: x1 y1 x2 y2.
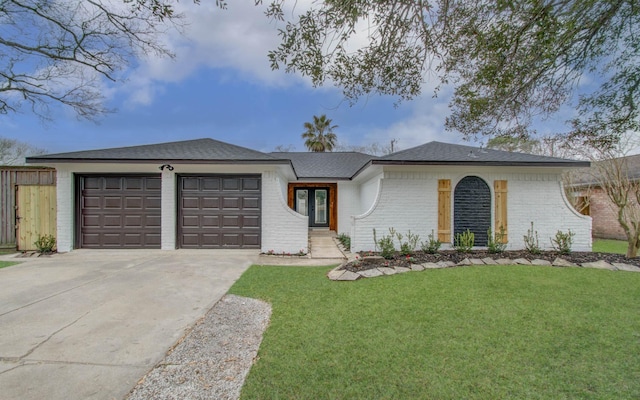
294 187 329 227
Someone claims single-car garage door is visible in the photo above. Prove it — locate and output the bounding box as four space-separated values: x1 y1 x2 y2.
178 175 261 248
78 175 161 248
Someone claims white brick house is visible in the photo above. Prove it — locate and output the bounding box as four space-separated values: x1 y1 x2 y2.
27 139 591 253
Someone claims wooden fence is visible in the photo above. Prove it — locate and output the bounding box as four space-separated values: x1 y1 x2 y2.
0 167 56 250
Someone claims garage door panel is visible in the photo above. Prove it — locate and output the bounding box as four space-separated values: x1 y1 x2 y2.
202 215 219 227
222 197 240 209
242 234 260 246
243 215 260 228
201 197 220 209
202 178 220 191
243 178 260 191
78 175 161 249
145 215 161 227
104 197 122 209
105 177 123 190
104 215 123 227
182 178 199 191
243 197 260 209
182 197 199 210
222 215 239 228
178 175 261 249
222 179 239 191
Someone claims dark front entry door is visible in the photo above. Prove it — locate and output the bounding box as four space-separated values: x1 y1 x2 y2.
294 188 329 227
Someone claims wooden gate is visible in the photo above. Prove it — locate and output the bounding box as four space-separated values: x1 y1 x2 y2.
16 185 57 251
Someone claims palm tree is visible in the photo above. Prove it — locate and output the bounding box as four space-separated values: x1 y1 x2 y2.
301 114 338 152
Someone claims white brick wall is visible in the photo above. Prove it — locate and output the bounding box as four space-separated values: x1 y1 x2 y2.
351 167 591 252
337 181 359 236
161 170 176 250
55 168 74 253
261 171 308 254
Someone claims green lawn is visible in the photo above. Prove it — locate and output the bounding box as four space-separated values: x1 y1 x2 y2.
0 261 18 269
230 265 640 399
593 239 628 255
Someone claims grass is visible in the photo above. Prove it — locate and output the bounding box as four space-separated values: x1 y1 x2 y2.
0 261 18 269
230 265 640 399
593 239 628 255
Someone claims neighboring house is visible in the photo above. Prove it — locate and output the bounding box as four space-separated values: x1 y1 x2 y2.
26 138 591 253
568 154 640 240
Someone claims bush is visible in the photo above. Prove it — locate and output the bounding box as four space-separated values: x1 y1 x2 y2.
378 234 396 259
454 229 474 252
551 229 574 254
421 230 441 254
337 233 351 249
34 234 56 254
524 222 541 254
487 226 507 253
397 230 420 256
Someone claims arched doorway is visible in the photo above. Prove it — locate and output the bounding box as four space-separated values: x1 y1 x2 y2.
454 176 491 246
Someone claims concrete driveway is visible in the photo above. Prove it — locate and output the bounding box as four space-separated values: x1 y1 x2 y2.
0 249 256 400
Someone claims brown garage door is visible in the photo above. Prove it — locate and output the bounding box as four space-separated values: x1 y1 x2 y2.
78 175 161 248
178 175 261 248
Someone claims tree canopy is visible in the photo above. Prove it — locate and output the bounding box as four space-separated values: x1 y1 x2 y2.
266 0 639 148
0 0 194 120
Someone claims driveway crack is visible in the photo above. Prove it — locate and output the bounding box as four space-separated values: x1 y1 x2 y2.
17 310 91 361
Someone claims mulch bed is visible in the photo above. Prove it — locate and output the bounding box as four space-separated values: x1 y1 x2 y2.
341 250 640 273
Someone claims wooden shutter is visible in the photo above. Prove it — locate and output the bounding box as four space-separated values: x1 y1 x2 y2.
438 179 451 243
494 180 508 243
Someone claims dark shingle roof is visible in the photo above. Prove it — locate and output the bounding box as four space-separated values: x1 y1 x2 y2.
271 152 376 179
571 153 640 186
376 141 589 167
26 138 287 164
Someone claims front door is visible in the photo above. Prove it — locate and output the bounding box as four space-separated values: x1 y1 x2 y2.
295 188 329 227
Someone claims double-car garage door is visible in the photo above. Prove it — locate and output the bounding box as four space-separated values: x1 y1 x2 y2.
77 174 261 249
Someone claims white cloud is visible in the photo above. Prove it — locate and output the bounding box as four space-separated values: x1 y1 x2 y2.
121 1 312 106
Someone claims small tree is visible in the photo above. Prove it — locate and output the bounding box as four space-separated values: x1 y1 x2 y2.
586 134 640 258
301 115 338 152
0 137 45 165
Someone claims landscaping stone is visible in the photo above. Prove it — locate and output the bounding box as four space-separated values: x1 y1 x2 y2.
457 258 472 266
410 264 425 271
495 258 513 265
612 262 640 272
378 267 397 275
581 260 616 270
363 255 385 262
359 268 384 278
422 262 443 269
482 257 496 265
531 259 551 266
470 258 486 265
395 267 411 273
335 271 360 281
513 258 532 265
327 269 346 280
552 257 578 267
437 261 456 268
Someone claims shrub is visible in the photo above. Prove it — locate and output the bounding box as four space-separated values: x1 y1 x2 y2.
551 229 574 254
337 233 351 249
397 230 420 256
454 229 474 252
421 230 441 254
34 234 56 254
524 221 541 254
378 235 396 259
487 226 507 253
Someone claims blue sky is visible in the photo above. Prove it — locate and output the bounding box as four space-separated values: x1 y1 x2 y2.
1 1 569 156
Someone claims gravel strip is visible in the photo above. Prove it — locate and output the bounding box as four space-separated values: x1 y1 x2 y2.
126 294 271 400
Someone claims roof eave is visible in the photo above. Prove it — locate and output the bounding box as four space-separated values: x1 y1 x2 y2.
25 158 292 165
371 160 591 168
